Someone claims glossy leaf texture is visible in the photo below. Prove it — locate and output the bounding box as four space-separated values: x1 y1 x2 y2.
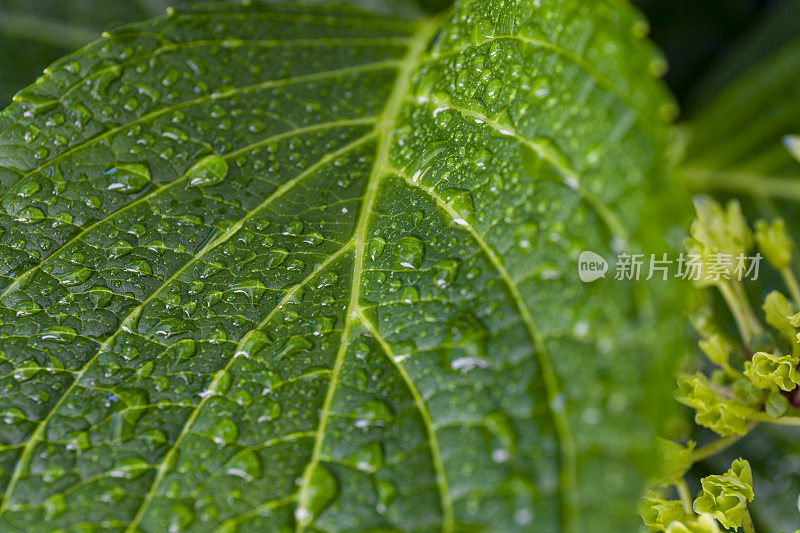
0 1 684 531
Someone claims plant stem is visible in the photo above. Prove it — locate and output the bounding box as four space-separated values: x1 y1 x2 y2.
683 167 800 202
690 423 758 464
717 281 760 343
732 281 763 336
675 479 693 513
742 506 757 533
749 411 800 426
781 267 800 306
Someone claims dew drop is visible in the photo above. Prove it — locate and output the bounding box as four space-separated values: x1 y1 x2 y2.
59 267 94 287
368 237 386 262
433 259 460 288
354 400 394 428
228 279 267 304
12 300 41 317
296 464 338 527
225 449 262 481
170 339 197 366
187 154 229 188
40 326 77 343
275 334 313 359
392 236 425 270
209 418 238 445
105 162 152 194
236 330 271 358
283 220 303 236
266 248 289 268
14 206 45 225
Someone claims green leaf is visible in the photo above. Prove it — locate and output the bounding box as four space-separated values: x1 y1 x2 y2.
681 0 800 205
0 0 171 106
0 0 684 531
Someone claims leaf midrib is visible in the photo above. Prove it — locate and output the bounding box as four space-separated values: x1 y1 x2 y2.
293 14 450 533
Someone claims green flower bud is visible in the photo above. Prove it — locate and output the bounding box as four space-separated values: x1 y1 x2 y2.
681 238 713 287
755 218 793 270
744 351 800 391
765 390 790 418
699 335 729 367
641 492 688 531
675 374 753 436
690 196 753 258
665 514 721 533
693 459 754 530
763 290 795 341
731 376 769 408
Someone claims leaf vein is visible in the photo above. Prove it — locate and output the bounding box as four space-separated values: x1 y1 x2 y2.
124 241 355 532
0 117 375 298
357 309 454 528
391 167 578 531
0 132 373 517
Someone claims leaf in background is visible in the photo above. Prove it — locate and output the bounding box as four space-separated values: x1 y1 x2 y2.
687 0 800 112
633 0 762 111
682 0 800 206
0 0 173 106
0 0 685 531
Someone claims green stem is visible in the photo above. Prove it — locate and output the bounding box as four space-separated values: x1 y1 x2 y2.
690 423 758 464
683 167 800 202
674 479 693 514
717 281 760 344
732 281 763 336
781 267 800 306
742 506 757 533
749 411 800 426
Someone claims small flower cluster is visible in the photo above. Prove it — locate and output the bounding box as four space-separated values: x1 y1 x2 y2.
642 198 800 532
641 492 722 533
686 197 753 286
677 199 800 434
693 459 754 529
641 457 753 532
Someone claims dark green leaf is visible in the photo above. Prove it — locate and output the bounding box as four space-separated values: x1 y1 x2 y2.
0 1 685 530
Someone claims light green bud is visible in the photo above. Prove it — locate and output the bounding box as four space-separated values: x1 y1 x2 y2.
693 459 754 530
755 218 792 270
698 335 728 367
744 351 800 391
763 290 795 340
